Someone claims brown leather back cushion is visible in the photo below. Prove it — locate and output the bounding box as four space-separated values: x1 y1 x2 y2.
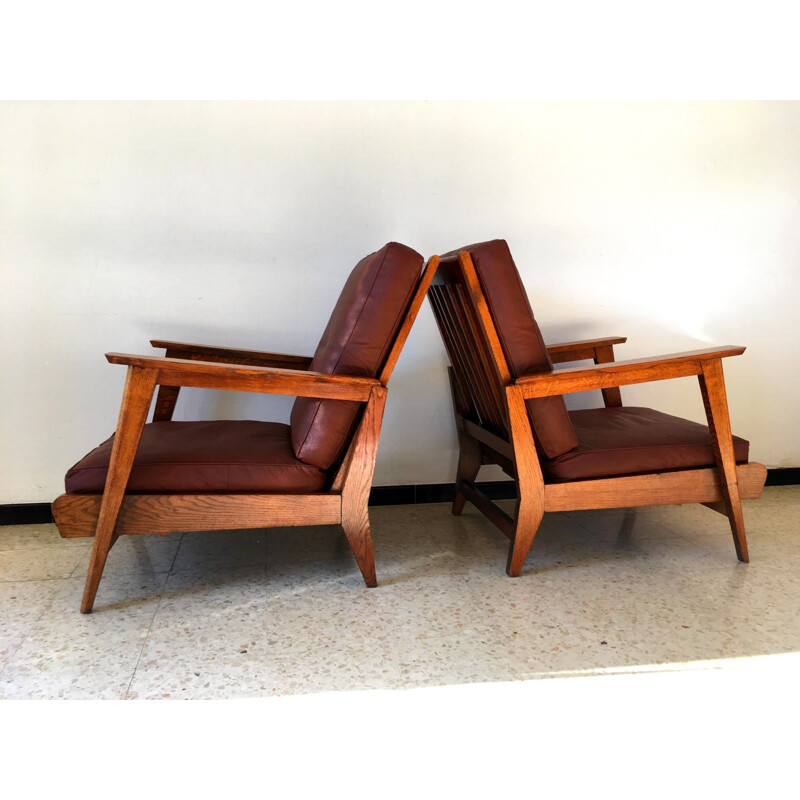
544 407 749 482
290 242 424 470
442 239 578 458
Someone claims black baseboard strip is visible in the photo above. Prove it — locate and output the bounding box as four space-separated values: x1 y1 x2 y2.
0 503 54 526
369 480 516 506
765 467 800 486
1 469 796 526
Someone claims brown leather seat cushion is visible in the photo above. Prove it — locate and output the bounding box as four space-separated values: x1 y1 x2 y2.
64 421 327 494
441 239 578 459
543 406 749 482
291 242 424 470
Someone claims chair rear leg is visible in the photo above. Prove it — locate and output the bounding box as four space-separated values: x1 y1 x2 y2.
81 367 157 612
453 431 482 516
699 360 749 562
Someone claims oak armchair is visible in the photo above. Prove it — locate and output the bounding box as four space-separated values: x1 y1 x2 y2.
53 243 438 612
427 240 766 576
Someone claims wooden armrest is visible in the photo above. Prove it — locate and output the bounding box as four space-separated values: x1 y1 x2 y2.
547 336 627 365
106 353 377 401
150 339 313 369
516 346 745 398
546 336 627 355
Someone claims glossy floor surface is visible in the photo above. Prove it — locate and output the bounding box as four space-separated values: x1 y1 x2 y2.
1 487 797 699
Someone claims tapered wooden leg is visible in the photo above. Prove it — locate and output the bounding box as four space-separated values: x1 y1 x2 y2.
81 367 158 612
341 511 378 588
506 490 545 577
446 367 482 515
333 387 387 588
699 359 749 562
452 430 482 516
505 385 546 576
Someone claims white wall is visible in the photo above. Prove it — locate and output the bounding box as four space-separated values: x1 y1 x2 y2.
1 101 798 504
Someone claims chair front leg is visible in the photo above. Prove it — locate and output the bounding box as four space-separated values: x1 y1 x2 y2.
81 367 158 612
505 386 545 576
336 387 388 588
698 359 749 562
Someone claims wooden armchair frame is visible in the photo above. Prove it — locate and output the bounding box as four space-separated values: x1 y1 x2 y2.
429 251 767 576
53 256 439 612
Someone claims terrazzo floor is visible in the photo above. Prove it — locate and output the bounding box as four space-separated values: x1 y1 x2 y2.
1 486 798 700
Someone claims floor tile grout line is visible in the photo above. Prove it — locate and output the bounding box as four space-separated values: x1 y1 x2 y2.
123 577 171 700
123 533 185 699
0 574 75 684
0 635 28 681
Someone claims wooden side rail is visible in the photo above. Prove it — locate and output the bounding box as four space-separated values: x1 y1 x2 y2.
516 346 745 398
151 339 313 369
544 463 767 512
53 493 342 538
106 353 378 401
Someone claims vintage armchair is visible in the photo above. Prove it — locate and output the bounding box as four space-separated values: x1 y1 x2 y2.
53 242 438 612
427 240 766 576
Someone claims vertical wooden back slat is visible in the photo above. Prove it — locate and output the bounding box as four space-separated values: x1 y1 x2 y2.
438 285 498 426
428 285 490 427
428 256 512 436
451 284 508 431
432 284 500 430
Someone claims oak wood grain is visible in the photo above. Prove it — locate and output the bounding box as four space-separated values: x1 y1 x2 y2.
336 387 388 587
426 247 765 574
544 462 766 511
53 492 342 537
504 384 545 576
516 346 746 398
150 339 313 369
56 256 435 610
545 336 628 354
450 370 483 516
81 367 157 613
152 385 181 422
106 353 378 400
699 359 749 561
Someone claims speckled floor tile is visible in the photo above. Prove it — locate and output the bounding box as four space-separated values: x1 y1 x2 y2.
0 523 90 551
158 565 266 617
0 486 797 699
70 532 182 578
0 580 62 638
48 572 170 616
171 529 266 573
126 608 267 700
265 643 399 696
0 547 88 582
566 508 682 541
0 610 155 699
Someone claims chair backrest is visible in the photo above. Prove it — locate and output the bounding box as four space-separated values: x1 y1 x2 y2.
430 240 578 459
291 242 429 470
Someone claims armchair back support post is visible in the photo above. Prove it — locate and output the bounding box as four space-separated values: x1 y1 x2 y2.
427 243 766 575
53 245 439 612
